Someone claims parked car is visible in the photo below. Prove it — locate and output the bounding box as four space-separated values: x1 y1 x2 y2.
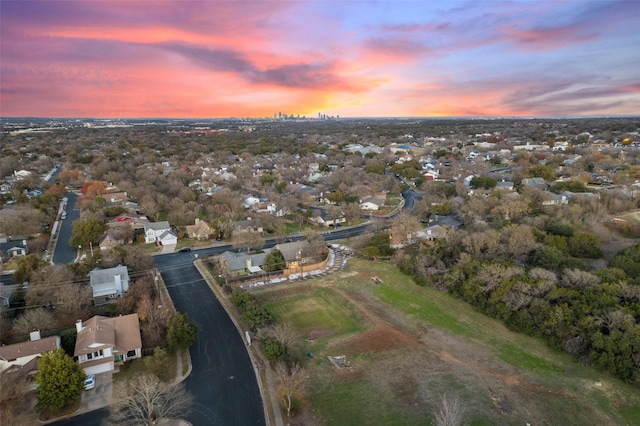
61 211 67 220
178 247 192 252
84 374 96 390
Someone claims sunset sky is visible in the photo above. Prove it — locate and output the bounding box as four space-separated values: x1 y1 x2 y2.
1 0 639 118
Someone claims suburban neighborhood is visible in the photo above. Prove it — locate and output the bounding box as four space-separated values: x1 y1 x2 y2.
1 116 640 425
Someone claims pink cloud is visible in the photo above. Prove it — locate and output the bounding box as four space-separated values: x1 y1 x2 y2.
498 24 598 51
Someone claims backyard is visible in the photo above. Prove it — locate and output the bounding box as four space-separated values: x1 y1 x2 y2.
253 258 640 425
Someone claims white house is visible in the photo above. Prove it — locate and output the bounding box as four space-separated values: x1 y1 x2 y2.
144 221 177 245
88 265 130 304
3 240 28 258
360 195 386 211
74 314 142 375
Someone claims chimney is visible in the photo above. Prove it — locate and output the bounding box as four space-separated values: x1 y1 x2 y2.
29 330 41 341
76 319 83 333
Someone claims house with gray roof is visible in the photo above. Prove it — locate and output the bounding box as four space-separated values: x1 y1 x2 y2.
88 265 130 305
0 240 28 262
272 240 314 268
217 250 270 276
144 221 177 245
521 177 548 190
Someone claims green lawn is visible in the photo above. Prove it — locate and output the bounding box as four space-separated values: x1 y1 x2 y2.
253 259 640 425
266 286 365 349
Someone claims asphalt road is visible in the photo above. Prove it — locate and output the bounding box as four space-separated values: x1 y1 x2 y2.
157 254 265 425
52 192 80 265
52 190 416 425
54 254 265 426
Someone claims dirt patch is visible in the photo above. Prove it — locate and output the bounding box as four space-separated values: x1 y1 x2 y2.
256 260 635 425
334 323 418 354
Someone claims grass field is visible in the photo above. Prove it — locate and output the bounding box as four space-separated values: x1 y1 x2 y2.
253 258 640 426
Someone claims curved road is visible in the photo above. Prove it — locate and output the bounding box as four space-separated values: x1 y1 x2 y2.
53 190 420 425
55 252 265 426
158 255 265 425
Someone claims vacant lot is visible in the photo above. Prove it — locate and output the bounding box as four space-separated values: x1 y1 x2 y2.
253 259 640 425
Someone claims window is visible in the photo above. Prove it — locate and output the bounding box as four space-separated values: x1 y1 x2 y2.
87 353 93 360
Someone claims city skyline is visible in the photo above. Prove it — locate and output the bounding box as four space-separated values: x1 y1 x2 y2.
1 0 639 119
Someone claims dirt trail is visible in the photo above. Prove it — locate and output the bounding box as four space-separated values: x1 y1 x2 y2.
321 274 613 424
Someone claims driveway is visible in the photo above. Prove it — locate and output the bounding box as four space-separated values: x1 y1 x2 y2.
76 371 113 416
161 243 176 254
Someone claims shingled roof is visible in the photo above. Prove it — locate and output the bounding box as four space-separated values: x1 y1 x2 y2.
0 335 59 362
74 314 141 357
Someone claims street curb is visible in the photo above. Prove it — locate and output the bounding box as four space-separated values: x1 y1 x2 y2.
194 259 282 426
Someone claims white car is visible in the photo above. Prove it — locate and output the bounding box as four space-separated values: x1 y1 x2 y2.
84 374 96 390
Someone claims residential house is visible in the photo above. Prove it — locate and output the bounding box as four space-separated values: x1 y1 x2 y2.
99 214 148 250
495 180 515 191
272 240 314 268
88 265 130 305
0 240 28 259
308 207 346 227
360 195 386 211
253 201 288 217
103 191 129 205
521 177 548 190
74 314 142 375
242 195 261 209
541 192 569 206
110 213 149 232
144 221 177 245
99 225 129 251
13 170 32 180
186 218 212 240
235 218 264 234
216 250 270 276
422 170 439 180
415 225 447 242
0 331 60 376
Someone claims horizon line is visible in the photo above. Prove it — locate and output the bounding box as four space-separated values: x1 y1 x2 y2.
2 114 639 121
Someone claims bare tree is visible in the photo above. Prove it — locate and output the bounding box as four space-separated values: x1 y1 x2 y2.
304 231 327 261
433 394 468 426
56 282 93 319
107 373 192 426
0 369 31 426
561 268 600 289
274 362 307 418
26 264 76 308
460 229 500 259
391 213 422 245
231 230 264 254
473 263 524 294
138 294 173 348
13 308 57 335
343 202 362 225
261 323 299 350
